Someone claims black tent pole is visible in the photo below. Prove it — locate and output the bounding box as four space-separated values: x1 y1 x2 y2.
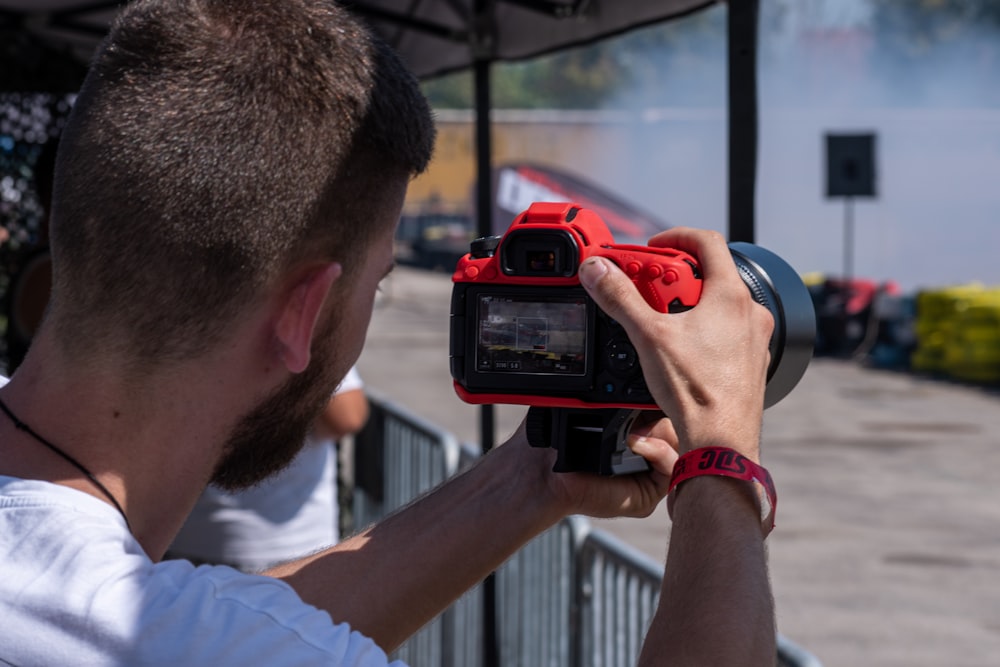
727 0 759 243
474 52 496 462
474 43 501 667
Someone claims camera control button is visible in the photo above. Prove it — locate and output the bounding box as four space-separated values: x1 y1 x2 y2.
625 381 650 400
464 266 480 279
663 269 679 284
645 264 663 279
606 340 637 372
625 261 642 276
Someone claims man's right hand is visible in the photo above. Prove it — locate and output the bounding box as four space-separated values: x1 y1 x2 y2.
578 227 774 462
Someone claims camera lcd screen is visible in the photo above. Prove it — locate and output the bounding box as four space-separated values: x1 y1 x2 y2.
476 295 588 376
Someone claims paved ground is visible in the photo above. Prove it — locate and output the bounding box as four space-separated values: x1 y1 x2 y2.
357 265 1000 667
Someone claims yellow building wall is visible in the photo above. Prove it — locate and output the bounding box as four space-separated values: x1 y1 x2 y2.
403 110 643 215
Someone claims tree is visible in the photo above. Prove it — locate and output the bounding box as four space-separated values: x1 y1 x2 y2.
870 0 1000 106
421 4 727 110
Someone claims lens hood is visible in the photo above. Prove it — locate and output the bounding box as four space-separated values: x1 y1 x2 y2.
728 242 816 408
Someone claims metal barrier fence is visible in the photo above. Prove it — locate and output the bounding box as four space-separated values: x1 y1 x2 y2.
352 389 822 667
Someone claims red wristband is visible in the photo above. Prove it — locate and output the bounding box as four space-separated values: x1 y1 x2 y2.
666 446 776 537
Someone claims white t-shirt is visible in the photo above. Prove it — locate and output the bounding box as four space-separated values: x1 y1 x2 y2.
0 475 405 667
170 367 364 571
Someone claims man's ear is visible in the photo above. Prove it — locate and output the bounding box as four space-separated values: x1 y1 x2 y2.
273 262 343 373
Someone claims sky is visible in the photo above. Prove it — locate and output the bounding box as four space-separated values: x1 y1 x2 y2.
591 0 1000 294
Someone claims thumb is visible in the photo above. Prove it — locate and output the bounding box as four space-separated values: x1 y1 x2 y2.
578 257 654 337
628 433 680 479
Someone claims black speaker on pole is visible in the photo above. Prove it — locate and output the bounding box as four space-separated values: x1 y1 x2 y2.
824 133 879 282
825 133 876 198
822 132 879 355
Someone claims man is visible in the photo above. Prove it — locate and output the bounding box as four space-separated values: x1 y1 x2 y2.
0 1 776 665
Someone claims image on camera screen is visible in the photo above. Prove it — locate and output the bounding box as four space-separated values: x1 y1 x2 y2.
476 295 587 376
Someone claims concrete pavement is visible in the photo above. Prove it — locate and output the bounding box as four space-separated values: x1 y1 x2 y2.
357 265 1000 667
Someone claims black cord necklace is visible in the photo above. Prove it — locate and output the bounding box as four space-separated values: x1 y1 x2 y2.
0 396 132 532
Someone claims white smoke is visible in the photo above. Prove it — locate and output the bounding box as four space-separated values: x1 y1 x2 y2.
586 0 1000 292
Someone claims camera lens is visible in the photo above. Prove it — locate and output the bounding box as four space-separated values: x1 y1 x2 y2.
728 243 816 408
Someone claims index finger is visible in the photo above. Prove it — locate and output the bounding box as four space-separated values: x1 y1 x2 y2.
646 227 746 299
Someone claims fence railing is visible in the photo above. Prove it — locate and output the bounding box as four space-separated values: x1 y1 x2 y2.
352 389 823 667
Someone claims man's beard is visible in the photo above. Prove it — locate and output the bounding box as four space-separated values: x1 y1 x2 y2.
210 316 345 492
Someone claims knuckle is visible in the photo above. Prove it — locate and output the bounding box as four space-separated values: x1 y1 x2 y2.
717 276 752 305
704 229 727 246
757 306 776 336
748 299 774 326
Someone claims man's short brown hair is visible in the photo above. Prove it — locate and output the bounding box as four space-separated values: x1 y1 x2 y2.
49 0 434 363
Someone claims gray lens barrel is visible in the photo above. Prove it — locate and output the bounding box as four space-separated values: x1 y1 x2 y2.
728 242 816 408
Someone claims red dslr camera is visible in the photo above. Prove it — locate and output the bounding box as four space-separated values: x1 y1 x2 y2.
450 201 815 411
449 202 815 474
449 202 704 410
